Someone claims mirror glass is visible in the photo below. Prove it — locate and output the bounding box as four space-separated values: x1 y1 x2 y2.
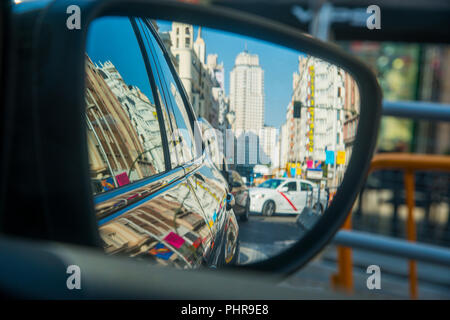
85 17 360 268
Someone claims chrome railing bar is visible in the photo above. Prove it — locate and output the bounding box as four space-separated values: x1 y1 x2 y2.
333 230 450 267
383 100 450 122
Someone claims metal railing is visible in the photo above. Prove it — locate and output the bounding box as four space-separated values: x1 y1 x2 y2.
383 100 450 122
330 100 450 299
333 230 450 267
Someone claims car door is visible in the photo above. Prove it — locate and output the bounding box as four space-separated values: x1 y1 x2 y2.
230 171 248 213
293 181 309 212
137 18 239 266
134 18 234 266
278 181 300 213
300 181 314 208
85 16 214 269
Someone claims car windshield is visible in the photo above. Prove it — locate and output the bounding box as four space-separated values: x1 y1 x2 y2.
258 179 283 189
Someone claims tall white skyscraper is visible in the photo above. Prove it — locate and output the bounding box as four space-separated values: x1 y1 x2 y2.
230 51 264 165
230 51 264 132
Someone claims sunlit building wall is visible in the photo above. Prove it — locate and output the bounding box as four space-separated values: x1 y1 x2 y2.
287 56 348 184
230 51 264 165
260 126 278 166
98 61 164 180
278 122 289 171
85 57 152 184
207 54 229 132
168 23 220 128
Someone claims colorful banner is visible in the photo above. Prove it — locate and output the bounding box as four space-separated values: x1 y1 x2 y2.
290 167 296 177
192 237 202 249
307 160 313 169
308 65 315 153
296 163 302 176
164 232 185 249
337 151 346 165
116 172 130 186
149 243 173 260
326 150 335 165
101 177 115 191
314 160 323 169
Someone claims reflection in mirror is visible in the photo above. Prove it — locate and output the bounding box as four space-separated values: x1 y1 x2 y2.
84 16 359 269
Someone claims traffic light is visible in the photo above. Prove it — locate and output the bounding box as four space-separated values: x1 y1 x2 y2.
293 101 301 118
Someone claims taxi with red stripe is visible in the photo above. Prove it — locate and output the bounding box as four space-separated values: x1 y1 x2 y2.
249 178 328 216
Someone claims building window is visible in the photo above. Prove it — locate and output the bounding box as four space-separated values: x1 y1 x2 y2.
86 16 167 194
176 28 179 35
285 182 297 191
185 37 190 47
185 27 190 35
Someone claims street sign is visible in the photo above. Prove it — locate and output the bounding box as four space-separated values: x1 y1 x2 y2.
307 169 323 179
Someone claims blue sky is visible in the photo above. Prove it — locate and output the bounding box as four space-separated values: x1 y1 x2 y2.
87 17 156 103
157 20 301 128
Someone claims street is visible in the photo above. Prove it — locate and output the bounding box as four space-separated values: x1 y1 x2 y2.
238 213 306 264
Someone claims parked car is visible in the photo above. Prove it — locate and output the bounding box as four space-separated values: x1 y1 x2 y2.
196 118 249 222
228 170 250 222
249 178 328 216
197 118 225 169
85 17 239 269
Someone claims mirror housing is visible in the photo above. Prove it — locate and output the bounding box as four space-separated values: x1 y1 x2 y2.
24 0 381 275
279 186 288 193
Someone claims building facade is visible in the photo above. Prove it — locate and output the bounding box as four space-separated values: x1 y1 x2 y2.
229 51 264 133
230 51 264 166
260 126 278 166
168 23 220 128
85 57 164 192
281 55 358 186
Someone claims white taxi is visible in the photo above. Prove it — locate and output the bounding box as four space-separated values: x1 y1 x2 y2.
249 178 328 216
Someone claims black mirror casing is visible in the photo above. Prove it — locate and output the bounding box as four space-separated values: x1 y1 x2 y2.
4 0 381 276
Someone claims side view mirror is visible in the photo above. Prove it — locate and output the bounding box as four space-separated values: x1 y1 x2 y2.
279 186 289 193
23 0 381 283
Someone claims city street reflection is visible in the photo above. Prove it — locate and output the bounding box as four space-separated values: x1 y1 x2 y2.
85 17 360 267
158 22 361 263
86 56 165 194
